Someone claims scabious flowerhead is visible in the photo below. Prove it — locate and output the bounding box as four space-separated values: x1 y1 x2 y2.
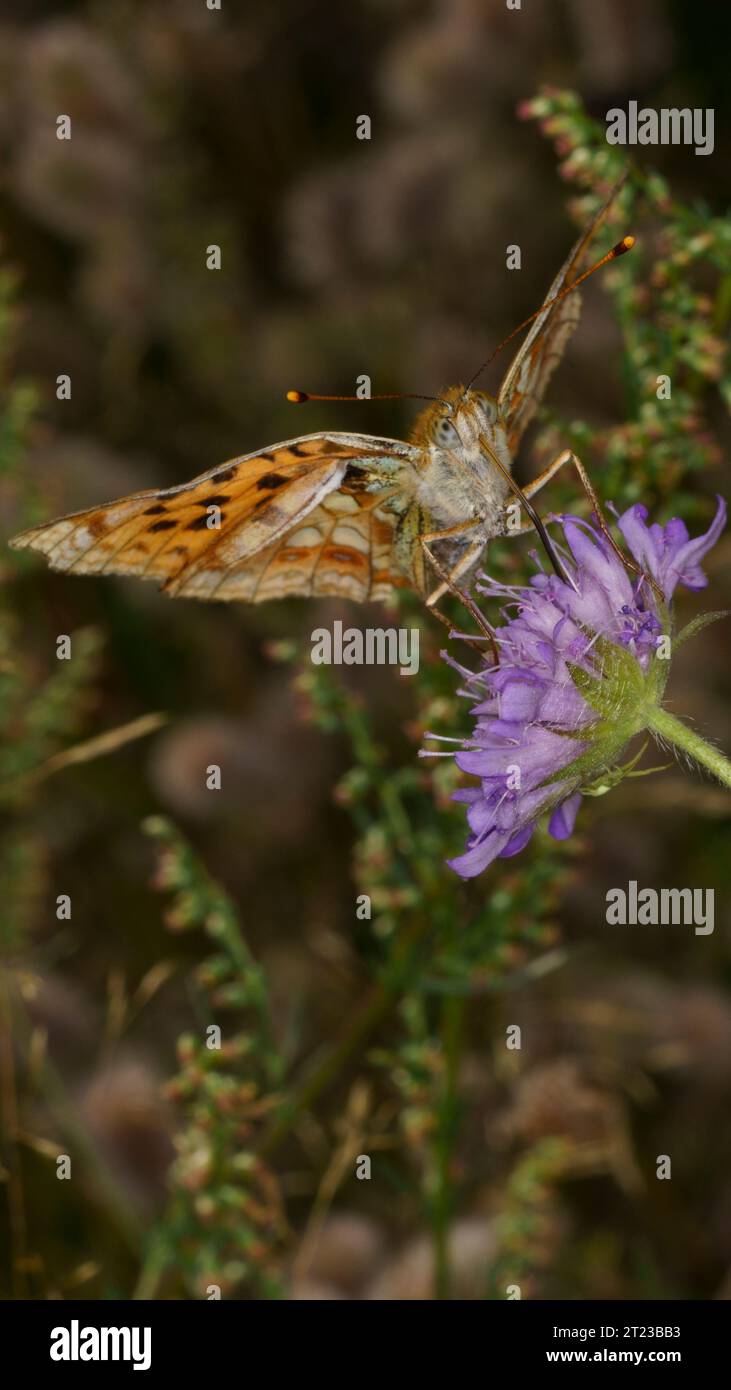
432 498 726 879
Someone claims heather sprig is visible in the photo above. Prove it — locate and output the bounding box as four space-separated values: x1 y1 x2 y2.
136 816 286 1299
519 89 731 509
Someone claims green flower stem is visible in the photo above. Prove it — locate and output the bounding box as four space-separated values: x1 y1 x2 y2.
646 706 731 789
432 993 465 1301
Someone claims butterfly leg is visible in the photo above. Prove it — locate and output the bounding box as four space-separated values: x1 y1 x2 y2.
518 449 664 602
423 542 485 607
521 449 573 499
504 450 573 536
419 517 484 607
419 527 499 660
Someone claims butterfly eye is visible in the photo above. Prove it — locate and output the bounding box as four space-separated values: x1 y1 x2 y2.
433 415 460 448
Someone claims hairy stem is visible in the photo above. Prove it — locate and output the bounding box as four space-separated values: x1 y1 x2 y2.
646 706 731 789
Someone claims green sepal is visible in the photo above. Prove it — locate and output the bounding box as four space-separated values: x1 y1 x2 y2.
535 725 634 793
674 609 731 650
579 740 670 796
566 633 645 718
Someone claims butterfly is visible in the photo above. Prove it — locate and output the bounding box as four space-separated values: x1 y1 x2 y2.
9 185 630 607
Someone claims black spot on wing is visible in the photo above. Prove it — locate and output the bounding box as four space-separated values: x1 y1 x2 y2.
198 494 229 506
144 503 167 515
149 519 177 532
212 466 236 483
256 472 288 491
342 464 367 491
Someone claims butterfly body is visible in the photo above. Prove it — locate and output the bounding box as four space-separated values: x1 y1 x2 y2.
412 390 512 523
9 188 625 607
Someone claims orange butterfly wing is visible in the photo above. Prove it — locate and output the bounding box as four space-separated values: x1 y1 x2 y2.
192 489 407 604
10 433 418 603
497 180 626 454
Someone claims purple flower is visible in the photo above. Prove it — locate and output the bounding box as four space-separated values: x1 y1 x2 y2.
616 499 726 597
426 498 726 880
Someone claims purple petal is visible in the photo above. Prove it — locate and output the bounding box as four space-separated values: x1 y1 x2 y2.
452 787 482 806
466 795 507 836
455 747 518 777
498 825 535 858
618 496 726 601
563 519 634 610
661 495 726 595
615 503 662 578
498 679 543 722
447 831 511 879
548 792 582 840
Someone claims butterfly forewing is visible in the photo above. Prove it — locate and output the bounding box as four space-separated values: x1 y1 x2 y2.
497 182 625 453
10 433 418 602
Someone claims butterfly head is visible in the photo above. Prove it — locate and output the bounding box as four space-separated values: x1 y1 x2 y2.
410 384 500 453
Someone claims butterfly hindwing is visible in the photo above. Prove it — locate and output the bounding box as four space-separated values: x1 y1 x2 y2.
10 433 417 601
193 489 406 604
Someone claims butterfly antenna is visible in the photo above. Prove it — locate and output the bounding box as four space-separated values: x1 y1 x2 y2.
465 234 635 393
287 389 451 408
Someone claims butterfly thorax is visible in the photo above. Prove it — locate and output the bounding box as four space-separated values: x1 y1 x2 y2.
408 385 513 538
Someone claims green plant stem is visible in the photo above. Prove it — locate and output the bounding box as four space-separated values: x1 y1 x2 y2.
14 996 144 1255
432 994 465 1300
133 1231 172 1301
257 910 435 1160
0 971 28 1297
646 706 731 788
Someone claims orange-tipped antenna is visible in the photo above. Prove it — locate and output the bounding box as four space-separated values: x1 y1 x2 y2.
465 234 635 392
287 388 450 407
